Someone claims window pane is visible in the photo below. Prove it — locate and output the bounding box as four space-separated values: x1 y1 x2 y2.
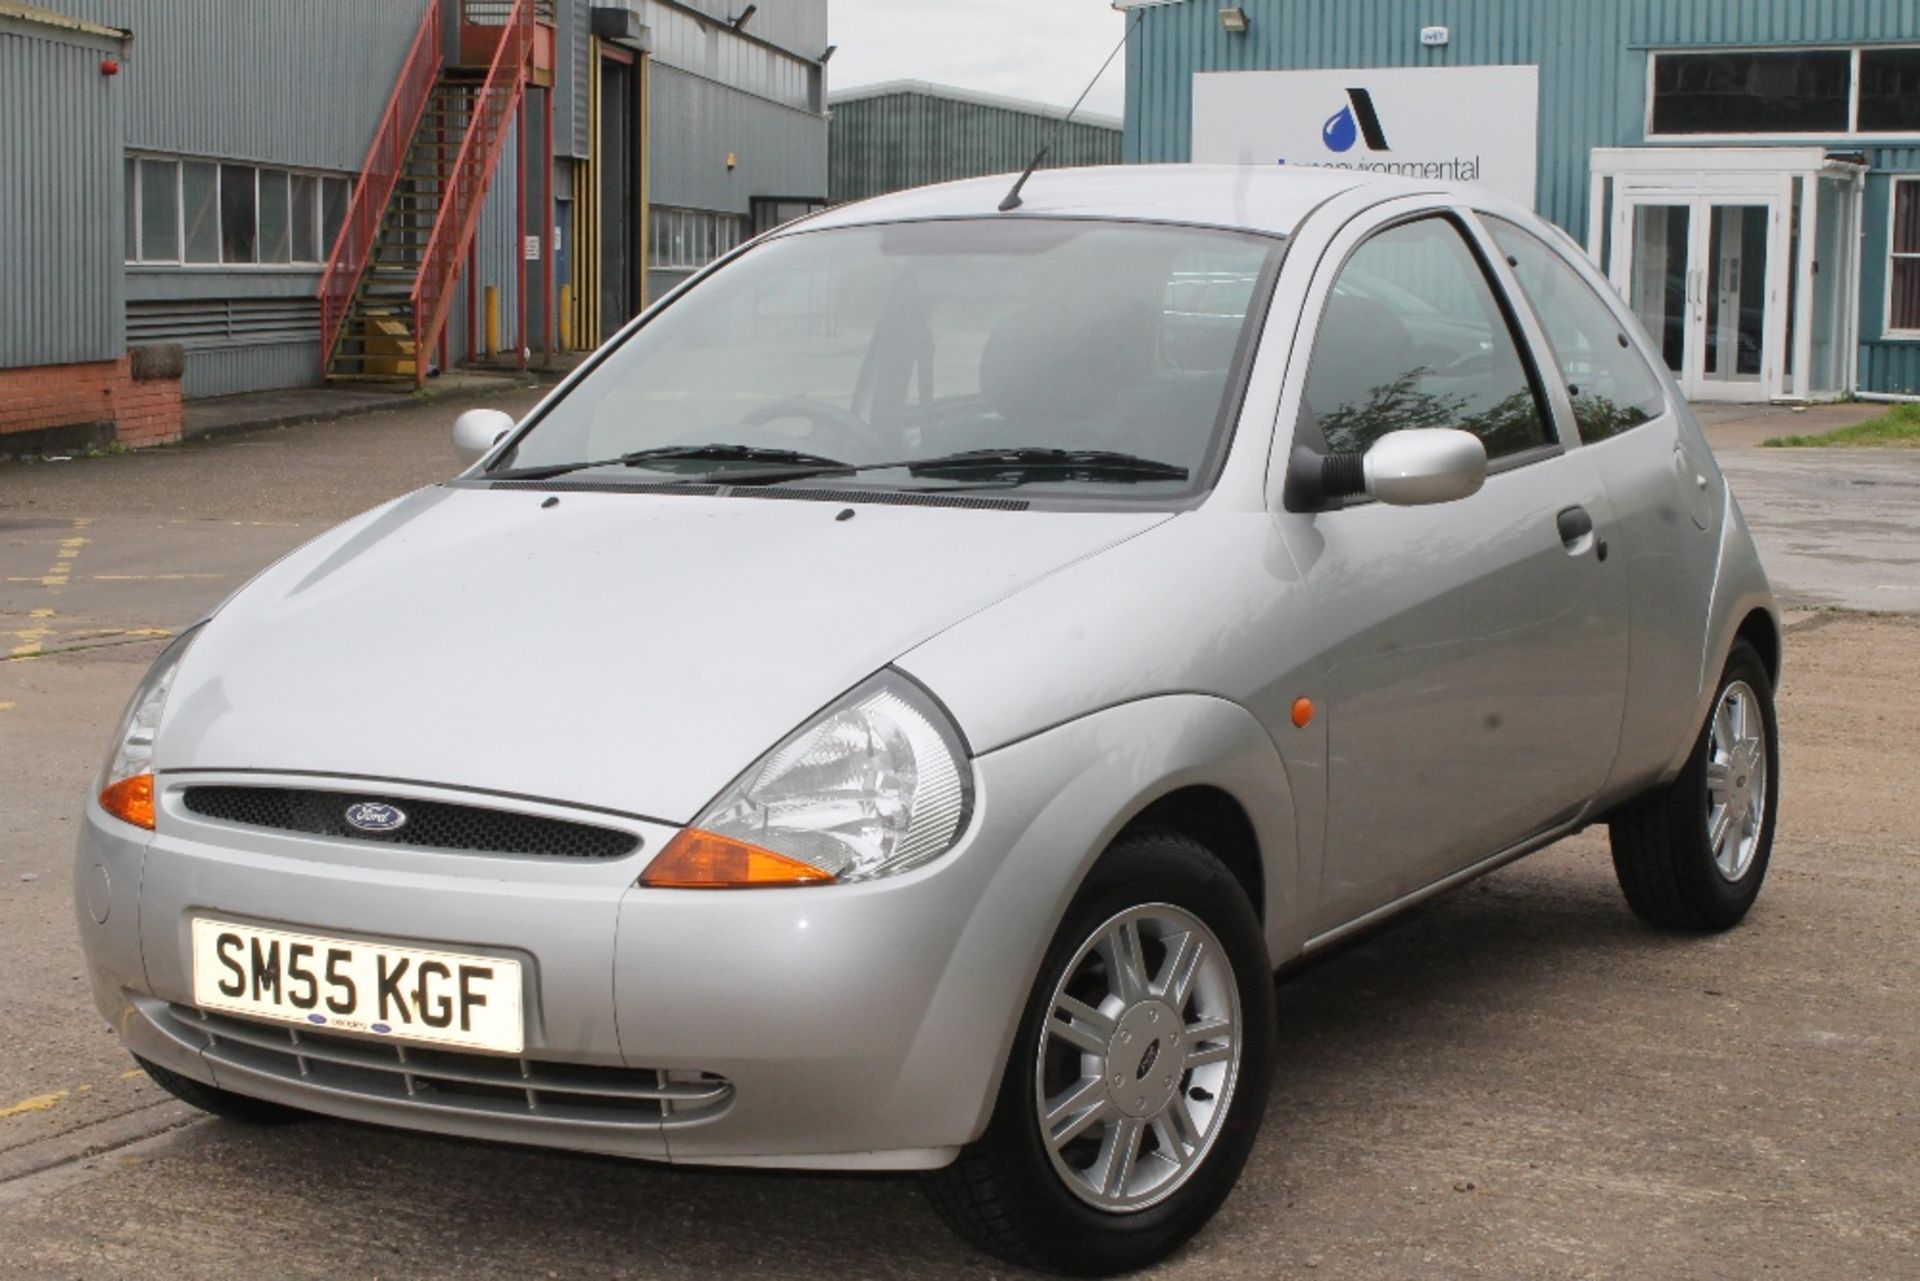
291 173 319 262
1896 181 1920 257
1893 258 1920 332
220 163 257 263
321 177 350 259
259 169 291 263
1651 51 1851 136
138 159 179 261
183 161 220 263
1860 48 1920 133
1489 218 1666 442
1304 217 1550 460
123 158 137 262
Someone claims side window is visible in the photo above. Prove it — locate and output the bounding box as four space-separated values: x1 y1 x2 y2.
1488 218 1667 442
1302 216 1552 461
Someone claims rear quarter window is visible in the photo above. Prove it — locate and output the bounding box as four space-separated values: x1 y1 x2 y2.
1487 218 1668 443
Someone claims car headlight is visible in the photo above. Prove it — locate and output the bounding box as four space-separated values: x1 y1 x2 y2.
97 624 203 830
642 672 973 889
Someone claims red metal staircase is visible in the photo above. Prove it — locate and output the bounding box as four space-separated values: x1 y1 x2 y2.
318 0 538 386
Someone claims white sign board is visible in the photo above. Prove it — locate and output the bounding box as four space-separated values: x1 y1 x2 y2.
1191 66 1540 206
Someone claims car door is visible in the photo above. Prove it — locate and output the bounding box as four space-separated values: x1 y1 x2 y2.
1274 203 1631 935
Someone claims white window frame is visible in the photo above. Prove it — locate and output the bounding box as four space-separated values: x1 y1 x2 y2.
1884 177 1920 339
1644 44 1920 143
125 151 353 270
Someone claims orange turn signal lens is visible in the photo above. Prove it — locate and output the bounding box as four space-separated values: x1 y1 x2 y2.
640 829 836 890
1291 697 1315 729
98 774 156 830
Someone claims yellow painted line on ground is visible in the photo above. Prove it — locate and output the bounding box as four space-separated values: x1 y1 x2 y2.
0 1090 69 1120
40 518 92 587
120 1068 147 1081
29 608 53 619
0 702 16 712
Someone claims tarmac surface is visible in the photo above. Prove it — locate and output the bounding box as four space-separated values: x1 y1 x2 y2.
1 396 1916 1278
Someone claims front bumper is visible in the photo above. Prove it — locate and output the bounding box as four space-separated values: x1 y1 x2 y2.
75 738 1121 1172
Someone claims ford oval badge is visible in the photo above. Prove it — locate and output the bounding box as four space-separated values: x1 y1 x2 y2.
344 801 408 834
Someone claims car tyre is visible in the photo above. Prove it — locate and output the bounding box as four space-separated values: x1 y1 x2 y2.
1609 640 1779 932
923 830 1275 1276
133 1055 309 1125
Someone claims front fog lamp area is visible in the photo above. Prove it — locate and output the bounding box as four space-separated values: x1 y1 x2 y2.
643 674 972 889
97 625 202 831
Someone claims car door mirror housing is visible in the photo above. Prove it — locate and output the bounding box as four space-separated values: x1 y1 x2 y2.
452 408 516 466
1286 428 1488 511
1362 428 1488 506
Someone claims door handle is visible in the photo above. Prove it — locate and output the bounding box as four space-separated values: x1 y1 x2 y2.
1557 505 1606 560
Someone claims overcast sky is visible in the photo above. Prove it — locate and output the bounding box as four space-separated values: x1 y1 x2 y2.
827 0 1131 120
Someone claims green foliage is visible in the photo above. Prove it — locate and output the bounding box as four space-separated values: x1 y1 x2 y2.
1764 403 1920 447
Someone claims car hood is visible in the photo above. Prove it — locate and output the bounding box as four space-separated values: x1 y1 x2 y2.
157 486 1167 822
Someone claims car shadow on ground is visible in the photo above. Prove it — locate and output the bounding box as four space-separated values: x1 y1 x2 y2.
122 844 1694 1279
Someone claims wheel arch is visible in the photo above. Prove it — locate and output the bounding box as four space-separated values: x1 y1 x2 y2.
1735 606 1782 688
1117 784 1265 926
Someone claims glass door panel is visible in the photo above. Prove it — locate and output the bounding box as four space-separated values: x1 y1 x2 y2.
1629 204 1690 376
1702 204 1769 386
1810 177 1856 396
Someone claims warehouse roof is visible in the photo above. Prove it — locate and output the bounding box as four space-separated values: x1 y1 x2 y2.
829 79 1123 131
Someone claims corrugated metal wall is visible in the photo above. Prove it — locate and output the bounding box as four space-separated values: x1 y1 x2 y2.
48 0 433 170
661 0 827 66
1126 0 1920 393
649 61 827 215
0 13 125 368
829 90 1124 205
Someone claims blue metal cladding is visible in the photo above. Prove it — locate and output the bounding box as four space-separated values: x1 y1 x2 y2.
0 13 125 367
1126 0 1920 393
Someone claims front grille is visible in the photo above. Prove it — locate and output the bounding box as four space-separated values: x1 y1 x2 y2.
181 786 641 860
164 1005 731 1128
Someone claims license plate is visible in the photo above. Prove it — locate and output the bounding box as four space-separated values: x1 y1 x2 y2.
190 919 524 1055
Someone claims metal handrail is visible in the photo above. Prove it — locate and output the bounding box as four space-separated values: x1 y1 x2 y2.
413 0 533 386
317 0 444 369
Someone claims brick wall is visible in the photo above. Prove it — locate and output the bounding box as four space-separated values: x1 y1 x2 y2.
0 353 184 453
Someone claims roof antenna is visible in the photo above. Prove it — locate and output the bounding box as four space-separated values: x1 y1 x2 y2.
999 8 1143 213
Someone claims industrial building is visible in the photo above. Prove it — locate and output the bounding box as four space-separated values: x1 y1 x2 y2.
0 0 827 453
828 80 1121 206
1123 0 1920 402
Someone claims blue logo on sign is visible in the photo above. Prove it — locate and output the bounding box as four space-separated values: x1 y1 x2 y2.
371 1023 392 1035
1323 105 1359 152
307 1014 327 1025
345 801 408 833
1322 89 1389 155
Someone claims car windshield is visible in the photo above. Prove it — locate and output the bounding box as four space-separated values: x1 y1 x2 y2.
491 219 1281 498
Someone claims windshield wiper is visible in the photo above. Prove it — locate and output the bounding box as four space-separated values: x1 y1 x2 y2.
488 443 852 483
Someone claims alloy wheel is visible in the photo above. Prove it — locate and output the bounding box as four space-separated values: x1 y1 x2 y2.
1034 903 1242 1213
1705 679 1768 881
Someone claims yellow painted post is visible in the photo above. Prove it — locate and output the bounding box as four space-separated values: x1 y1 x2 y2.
484 286 501 358
558 283 573 351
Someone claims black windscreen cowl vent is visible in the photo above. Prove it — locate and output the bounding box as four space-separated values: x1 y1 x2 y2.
728 487 1030 512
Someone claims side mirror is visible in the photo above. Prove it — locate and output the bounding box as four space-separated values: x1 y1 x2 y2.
452 408 516 466
1287 428 1488 510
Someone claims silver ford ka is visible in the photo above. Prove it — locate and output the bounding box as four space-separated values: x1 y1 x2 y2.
76 166 1781 1275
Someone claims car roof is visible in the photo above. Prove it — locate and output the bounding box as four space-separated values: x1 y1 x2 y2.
796 164 1444 239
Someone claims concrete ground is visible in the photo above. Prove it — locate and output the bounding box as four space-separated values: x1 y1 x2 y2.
1 399 1916 1278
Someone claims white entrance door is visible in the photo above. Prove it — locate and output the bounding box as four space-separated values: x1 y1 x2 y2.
1590 148 1866 403
1614 193 1785 402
